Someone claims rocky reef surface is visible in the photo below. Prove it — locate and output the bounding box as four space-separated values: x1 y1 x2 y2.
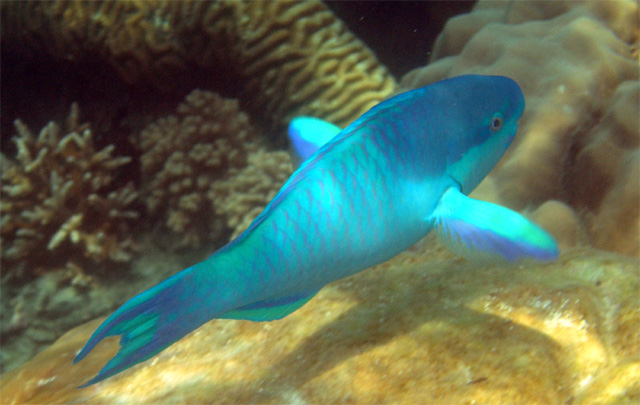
1 242 637 403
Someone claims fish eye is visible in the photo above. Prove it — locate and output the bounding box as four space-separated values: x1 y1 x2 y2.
490 115 503 132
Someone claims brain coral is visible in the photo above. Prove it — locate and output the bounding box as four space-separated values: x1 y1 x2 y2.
1 104 139 278
0 0 396 129
140 90 291 249
400 0 639 256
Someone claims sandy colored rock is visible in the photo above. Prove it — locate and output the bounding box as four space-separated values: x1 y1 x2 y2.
1 244 637 404
571 81 640 256
400 0 639 256
531 200 588 251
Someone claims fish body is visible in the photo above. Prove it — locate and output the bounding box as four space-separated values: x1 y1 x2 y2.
75 75 558 386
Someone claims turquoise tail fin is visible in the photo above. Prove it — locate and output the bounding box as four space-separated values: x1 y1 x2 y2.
74 266 212 387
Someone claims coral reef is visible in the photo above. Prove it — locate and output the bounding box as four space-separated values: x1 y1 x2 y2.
570 81 639 255
1 245 637 403
210 149 293 240
1 104 139 278
2 2 638 403
232 0 396 127
400 0 639 256
1 0 396 128
140 89 291 248
139 89 257 248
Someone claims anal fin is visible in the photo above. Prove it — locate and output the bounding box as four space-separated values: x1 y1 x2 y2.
221 290 320 322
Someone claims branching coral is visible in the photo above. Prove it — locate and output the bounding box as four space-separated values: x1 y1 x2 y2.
140 89 291 248
1 104 139 278
1 0 396 128
210 150 293 240
399 0 639 256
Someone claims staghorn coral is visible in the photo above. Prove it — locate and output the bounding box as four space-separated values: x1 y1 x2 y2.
1 0 396 128
140 89 291 248
1 104 139 278
399 0 639 256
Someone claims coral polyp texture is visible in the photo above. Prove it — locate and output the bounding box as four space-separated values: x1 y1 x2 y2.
1 104 139 278
400 0 639 256
210 149 293 240
0 0 396 128
231 0 396 127
140 90 292 248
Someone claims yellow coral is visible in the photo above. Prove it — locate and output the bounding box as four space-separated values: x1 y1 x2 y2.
232 0 397 127
1 0 396 128
1 104 139 277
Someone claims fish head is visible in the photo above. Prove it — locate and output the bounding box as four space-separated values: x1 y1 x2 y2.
442 75 525 195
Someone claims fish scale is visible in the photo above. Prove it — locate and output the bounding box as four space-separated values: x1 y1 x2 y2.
74 75 558 386
238 112 433 293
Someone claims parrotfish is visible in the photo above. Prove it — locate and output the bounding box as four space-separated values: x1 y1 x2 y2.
74 75 558 387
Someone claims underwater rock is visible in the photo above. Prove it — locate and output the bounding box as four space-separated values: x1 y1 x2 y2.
0 103 139 278
1 245 637 403
0 0 396 128
400 0 639 256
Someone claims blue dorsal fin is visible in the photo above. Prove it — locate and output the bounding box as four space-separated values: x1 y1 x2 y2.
220 290 320 321
431 187 558 262
287 116 342 168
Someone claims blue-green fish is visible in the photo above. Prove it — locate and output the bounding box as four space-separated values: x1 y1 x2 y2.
74 75 557 386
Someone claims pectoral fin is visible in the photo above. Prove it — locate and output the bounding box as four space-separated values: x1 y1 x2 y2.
288 116 342 168
431 187 558 262
220 290 320 321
